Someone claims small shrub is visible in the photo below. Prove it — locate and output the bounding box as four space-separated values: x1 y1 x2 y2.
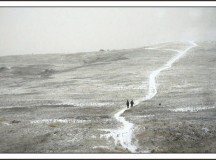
11 120 21 124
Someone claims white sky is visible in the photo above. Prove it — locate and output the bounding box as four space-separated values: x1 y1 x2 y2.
0 7 216 56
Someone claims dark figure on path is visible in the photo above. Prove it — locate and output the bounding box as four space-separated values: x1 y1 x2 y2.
126 100 129 108
130 100 134 107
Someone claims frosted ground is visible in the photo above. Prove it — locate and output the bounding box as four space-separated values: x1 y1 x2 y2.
0 41 215 153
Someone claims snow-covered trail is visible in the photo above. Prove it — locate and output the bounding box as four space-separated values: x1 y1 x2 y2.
136 41 197 104
101 41 197 153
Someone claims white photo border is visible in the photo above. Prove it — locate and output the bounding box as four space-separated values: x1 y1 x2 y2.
0 1 216 159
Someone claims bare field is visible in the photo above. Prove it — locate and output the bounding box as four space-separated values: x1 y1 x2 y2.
0 41 215 153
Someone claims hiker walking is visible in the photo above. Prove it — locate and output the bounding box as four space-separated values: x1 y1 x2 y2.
126 100 129 108
130 100 134 107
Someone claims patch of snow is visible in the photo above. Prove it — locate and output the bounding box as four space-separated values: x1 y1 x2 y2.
1 122 11 125
130 115 155 118
169 106 215 112
202 127 209 133
30 119 91 124
0 106 25 109
104 85 145 91
57 100 114 107
91 135 97 139
93 146 110 149
0 88 29 95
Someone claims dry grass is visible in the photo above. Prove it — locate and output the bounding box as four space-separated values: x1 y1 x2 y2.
114 145 127 152
0 118 6 123
48 122 60 127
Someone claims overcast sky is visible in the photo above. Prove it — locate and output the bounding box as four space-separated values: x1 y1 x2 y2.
0 7 216 56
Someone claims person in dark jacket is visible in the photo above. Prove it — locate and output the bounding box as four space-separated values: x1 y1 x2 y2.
130 100 134 107
126 100 129 108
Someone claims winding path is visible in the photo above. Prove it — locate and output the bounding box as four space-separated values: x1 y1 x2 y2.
102 41 197 153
